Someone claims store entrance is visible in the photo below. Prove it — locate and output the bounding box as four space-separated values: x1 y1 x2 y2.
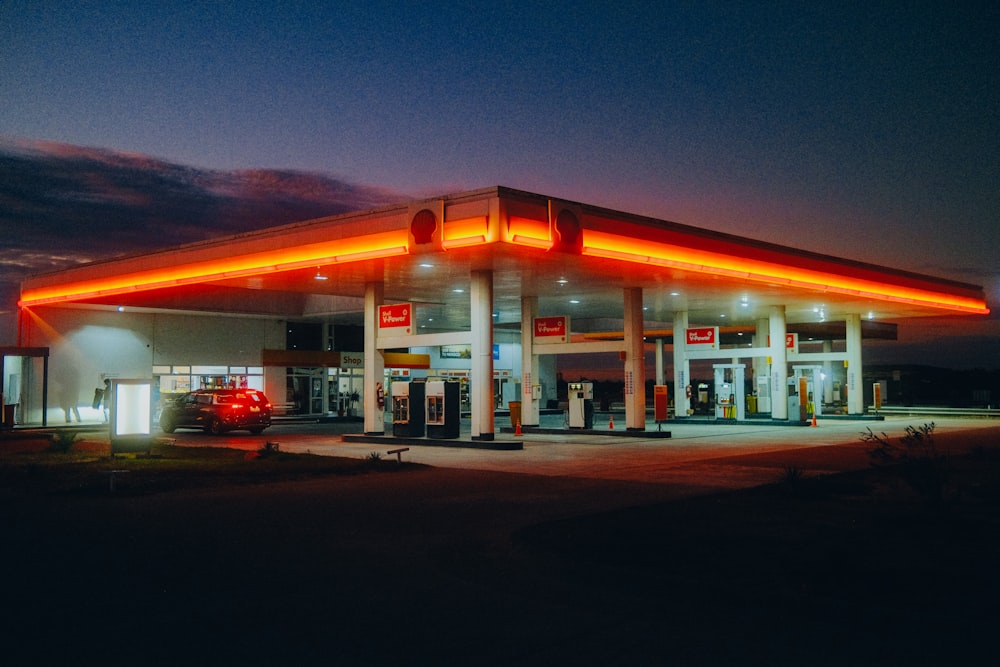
328 368 364 417
287 368 324 416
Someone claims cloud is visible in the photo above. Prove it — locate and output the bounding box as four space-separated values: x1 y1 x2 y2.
0 137 407 288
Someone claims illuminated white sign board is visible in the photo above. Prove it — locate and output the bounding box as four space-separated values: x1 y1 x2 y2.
110 378 154 454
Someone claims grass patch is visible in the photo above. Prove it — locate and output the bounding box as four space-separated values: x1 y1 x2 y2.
0 440 422 496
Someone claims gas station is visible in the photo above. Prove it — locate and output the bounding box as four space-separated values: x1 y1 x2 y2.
10 186 990 439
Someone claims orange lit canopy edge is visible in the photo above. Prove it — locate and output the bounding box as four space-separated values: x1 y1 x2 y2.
580 230 989 315
18 229 410 308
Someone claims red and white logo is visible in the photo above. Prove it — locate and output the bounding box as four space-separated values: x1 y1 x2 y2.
686 327 718 346
379 303 412 333
533 316 569 343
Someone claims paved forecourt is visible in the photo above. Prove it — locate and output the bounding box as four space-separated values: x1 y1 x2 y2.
174 416 1000 492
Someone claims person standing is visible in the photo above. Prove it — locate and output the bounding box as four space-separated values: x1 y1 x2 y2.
101 378 111 423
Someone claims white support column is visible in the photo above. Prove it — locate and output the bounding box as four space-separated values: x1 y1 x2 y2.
845 313 864 415
655 338 665 386
769 305 788 420
470 270 495 439
754 317 770 350
754 317 770 410
624 288 646 430
520 296 540 427
364 281 385 435
823 341 834 405
673 310 690 417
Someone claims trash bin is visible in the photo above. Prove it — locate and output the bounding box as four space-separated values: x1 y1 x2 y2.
2 404 16 427
508 401 522 429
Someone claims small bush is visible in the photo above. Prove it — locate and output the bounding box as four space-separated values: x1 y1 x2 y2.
779 465 804 496
862 422 948 504
782 465 803 484
48 431 78 453
366 451 382 462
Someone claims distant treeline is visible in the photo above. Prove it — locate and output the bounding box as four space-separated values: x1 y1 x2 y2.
864 365 1000 408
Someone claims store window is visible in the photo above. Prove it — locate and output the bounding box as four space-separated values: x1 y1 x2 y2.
154 365 264 402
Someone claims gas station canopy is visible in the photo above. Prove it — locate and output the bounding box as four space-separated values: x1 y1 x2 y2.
19 186 989 332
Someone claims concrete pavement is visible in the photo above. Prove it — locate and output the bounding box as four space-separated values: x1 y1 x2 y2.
174 415 1000 492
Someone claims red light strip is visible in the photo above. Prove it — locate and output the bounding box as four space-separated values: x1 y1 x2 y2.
442 235 487 249
19 231 410 307
506 216 551 249
509 234 553 249
582 231 989 315
442 216 493 249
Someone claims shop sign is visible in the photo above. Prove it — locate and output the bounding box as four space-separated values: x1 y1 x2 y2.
341 352 364 369
379 303 412 333
686 327 718 349
533 316 569 343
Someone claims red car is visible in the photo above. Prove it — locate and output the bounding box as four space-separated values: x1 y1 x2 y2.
159 389 272 435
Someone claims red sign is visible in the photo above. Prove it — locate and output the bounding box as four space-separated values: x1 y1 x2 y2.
686 327 718 346
786 333 798 350
378 303 412 331
535 315 569 339
654 385 669 421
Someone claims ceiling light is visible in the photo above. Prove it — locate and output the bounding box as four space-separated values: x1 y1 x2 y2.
570 299 580 304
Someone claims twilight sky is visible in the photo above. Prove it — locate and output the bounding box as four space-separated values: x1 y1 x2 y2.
1 1 998 367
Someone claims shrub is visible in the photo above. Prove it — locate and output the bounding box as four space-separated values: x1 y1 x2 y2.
862 422 947 504
48 430 78 453
779 465 804 497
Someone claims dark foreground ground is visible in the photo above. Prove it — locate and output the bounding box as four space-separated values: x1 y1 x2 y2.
2 427 999 666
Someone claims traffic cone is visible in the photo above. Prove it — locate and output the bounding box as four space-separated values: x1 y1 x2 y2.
811 412 818 427
515 419 523 436
609 414 615 430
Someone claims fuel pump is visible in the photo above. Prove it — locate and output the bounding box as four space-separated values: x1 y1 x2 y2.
792 365 824 417
567 382 593 428
426 380 460 439
713 364 746 420
391 380 425 437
